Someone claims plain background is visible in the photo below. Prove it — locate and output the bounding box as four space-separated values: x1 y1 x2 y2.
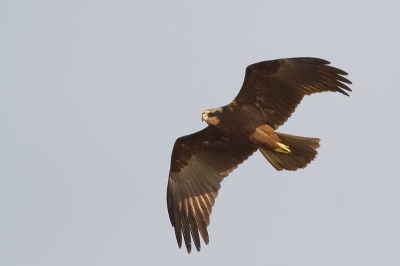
1 1 400 265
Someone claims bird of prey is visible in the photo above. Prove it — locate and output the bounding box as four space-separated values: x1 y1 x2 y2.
166 57 351 253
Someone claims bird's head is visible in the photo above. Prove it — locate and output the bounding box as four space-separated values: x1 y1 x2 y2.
202 107 223 126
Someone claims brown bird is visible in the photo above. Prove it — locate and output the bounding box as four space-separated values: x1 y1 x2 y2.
166 57 352 253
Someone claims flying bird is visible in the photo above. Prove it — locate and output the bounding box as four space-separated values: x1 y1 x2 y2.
166 57 352 253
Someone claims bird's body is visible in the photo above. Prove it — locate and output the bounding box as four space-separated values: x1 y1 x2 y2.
167 57 352 253
203 106 285 152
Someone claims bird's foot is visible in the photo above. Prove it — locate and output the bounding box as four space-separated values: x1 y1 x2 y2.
274 142 291 153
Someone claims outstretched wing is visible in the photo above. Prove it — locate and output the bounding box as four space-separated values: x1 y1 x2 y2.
230 57 352 129
167 126 256 253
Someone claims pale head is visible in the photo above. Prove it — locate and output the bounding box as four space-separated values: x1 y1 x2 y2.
202 107 223 126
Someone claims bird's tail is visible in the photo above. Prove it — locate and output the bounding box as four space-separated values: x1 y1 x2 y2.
259 132 320 171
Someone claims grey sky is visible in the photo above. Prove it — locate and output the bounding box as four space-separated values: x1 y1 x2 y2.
1 1 399 265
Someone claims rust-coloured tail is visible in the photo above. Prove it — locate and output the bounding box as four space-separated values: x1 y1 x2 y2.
259 132 320 171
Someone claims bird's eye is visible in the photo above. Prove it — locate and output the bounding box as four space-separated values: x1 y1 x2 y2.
208 113 214 117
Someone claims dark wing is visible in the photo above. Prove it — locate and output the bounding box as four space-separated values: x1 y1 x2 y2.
167 126 256 253
230 57 352 129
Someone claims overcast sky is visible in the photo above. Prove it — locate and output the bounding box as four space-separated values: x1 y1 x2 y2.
1 1 400 265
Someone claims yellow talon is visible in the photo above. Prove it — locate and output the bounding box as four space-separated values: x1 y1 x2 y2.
274 142 291 153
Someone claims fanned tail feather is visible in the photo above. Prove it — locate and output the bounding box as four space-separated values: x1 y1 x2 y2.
259 132 320 171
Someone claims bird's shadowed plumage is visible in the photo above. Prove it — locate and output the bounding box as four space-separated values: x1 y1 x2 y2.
167 57 352 253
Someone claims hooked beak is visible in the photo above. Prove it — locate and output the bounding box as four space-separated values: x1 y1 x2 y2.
202 113 207 122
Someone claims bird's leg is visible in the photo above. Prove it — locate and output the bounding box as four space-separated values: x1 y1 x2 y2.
250 127 291 153
274 142 291 153
250 126 292 153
